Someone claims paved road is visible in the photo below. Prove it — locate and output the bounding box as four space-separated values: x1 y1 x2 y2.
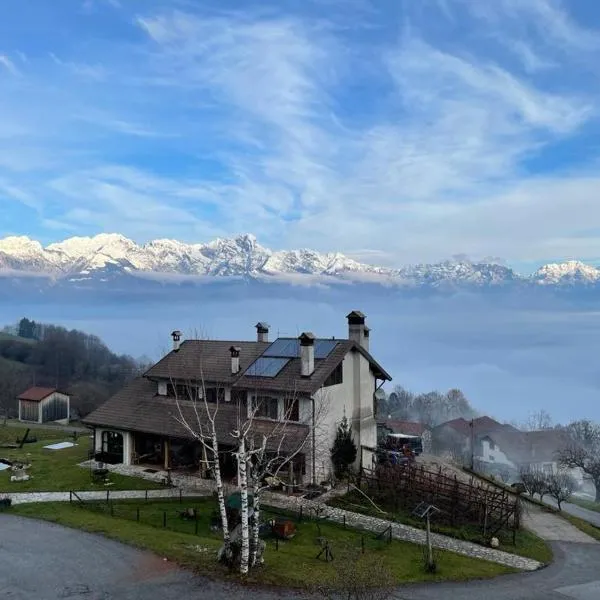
394 542 600 600
4 513 600 600
540 496 600 529
0 514 292 600
521 502 597 544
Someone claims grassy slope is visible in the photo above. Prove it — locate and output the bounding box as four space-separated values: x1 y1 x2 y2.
570 497 600 513
11 498 515 588
329 491 553 564
0 424 161 492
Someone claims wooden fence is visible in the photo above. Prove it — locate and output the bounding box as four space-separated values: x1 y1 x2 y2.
360 465 521 538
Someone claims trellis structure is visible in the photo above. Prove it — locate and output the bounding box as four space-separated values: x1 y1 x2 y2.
361 464 521 539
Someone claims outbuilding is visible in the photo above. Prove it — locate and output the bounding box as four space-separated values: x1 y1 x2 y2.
17 387 70 425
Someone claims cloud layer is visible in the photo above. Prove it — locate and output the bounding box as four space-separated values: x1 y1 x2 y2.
0 0 599 268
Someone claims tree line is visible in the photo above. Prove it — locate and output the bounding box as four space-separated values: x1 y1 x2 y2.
0 318 148 419
377 385 477 427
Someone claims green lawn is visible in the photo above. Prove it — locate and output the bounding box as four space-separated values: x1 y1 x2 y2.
0 424 161 493
11 497 516 588
328 491 553 564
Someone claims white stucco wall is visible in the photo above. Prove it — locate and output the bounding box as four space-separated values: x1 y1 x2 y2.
94 428 133 466
480 439 515 467
311 355 354 484
309 350 378 482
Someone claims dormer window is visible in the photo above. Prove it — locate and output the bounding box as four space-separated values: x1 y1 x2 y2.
166 383 200 401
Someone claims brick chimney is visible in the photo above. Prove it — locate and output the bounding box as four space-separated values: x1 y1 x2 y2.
230 346 241 374
171 330 183 352
299 332 315 377
346 311 368 348
255 322 269 343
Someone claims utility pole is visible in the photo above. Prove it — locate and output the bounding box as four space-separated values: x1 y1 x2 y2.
470 418 474 470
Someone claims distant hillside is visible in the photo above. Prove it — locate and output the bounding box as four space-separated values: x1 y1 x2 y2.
0 319 145 420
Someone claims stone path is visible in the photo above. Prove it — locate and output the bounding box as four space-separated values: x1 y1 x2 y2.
6 484 542 571
521 503 598 544
8 488 208 505
262 491 543 571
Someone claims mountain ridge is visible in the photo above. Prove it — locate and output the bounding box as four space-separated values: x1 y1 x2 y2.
0 233 599 288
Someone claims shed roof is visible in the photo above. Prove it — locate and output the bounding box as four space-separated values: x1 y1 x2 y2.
17 387 61 403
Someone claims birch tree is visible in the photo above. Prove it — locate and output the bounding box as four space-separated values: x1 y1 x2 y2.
171 374 232 563
243 389 329 569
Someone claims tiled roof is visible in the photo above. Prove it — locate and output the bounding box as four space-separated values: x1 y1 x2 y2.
145 340 270 384
144 337 391 395
17 387 59 402
83 377 309 453
436 416 515 437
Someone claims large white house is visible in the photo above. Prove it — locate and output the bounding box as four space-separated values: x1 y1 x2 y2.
83 311 392 485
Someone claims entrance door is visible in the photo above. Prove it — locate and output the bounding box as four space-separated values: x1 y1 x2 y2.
101 431 124 464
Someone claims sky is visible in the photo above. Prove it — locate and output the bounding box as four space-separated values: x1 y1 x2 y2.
1 0 600 271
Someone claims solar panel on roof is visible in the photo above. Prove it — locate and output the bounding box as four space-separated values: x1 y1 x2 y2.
314 339 338 358
263 339 299 358
246 357 290 377
262 338 338 359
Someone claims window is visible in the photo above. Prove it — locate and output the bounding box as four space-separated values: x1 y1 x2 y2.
284 398 300 422
166 383 200 401
205 388 225 403
231 389 247 408
324 363 343 387
253 395 279 420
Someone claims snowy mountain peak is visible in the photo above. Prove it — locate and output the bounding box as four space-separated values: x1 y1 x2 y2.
533 260 600 284
1 232 600 289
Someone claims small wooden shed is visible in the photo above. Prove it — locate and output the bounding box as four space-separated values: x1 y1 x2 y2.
18 387 70 425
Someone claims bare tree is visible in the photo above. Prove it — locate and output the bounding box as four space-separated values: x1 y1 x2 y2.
524 410 554 431
171 371 233 564
519 466 549 500
244 389 326 568
557 420 600 503
546 472 576 510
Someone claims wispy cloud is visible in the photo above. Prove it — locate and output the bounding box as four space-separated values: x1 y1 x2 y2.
0 0 599 265
0 55 20 76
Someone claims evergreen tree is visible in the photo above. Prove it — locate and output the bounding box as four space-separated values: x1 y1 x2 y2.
330 415 357 479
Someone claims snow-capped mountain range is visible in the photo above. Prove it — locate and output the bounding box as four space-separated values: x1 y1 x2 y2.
0 233 599 288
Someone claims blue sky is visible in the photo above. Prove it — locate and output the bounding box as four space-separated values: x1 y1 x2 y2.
1 0 599 271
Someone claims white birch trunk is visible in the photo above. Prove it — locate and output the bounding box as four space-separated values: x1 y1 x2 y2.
238 437 250 575
249 480 261 567
212 432 230 550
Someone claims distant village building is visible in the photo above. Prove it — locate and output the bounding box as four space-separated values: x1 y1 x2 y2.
18 387 70 425
377 419 432 454
83 312 392 485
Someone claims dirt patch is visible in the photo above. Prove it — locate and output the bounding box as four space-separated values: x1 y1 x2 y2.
127 552 182 582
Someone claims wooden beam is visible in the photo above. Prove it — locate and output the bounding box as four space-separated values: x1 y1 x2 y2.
164 439 171 470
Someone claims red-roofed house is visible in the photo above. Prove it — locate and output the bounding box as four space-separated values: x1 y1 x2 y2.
18 387 70 425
